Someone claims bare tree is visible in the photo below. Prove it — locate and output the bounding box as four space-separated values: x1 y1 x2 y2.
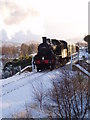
32 82 46 109
12 103 34 119
43 71 89 119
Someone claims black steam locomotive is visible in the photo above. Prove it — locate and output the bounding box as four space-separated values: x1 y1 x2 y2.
33 37 79 71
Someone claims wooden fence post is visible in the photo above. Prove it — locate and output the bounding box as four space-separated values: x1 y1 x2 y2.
71 54 72 71
32 56 34 72
71 52 79 70
78 52 79 64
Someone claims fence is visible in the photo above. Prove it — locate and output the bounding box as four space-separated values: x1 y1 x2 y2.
71 52 79 70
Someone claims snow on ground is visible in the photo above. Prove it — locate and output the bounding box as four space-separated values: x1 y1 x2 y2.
0 49 89 118
79 49 89 60
0 67 67 118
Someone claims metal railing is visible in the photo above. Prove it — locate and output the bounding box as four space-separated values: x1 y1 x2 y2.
71 52 79 70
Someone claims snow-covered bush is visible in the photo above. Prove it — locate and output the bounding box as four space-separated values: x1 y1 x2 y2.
4 69 11 78
43 72 89 119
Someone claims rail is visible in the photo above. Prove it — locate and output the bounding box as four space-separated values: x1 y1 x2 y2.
71 52 79 70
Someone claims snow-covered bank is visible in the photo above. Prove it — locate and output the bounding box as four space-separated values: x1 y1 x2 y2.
1 68 65 118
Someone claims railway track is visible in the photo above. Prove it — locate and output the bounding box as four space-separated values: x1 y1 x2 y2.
0 71 49 97
0 63 68 98
0 63 68 90
0 71 37 88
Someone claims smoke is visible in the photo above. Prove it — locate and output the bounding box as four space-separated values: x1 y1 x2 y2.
0 29 8 41
10 30 41 43
0 28 41 43
0 0 39 25
88 1 90 34
0 0 44 43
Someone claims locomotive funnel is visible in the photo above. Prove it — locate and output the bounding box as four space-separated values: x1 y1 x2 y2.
42 37 47 43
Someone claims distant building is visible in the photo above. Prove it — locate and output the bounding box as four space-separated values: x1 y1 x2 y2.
84 35 90 54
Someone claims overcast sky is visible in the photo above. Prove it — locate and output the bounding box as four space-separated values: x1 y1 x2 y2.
0 0 89 43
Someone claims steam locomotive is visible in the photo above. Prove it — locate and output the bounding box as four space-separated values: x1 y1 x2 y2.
33 37 79 71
